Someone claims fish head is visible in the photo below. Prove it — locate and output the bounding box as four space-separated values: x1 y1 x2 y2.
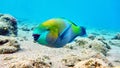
32 25 50 45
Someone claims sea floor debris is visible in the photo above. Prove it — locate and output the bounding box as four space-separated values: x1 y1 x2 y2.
0 35 20 54
0 13 17 36
0 14 120 68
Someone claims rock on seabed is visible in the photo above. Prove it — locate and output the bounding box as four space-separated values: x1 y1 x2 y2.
0 13 17 36
0 36 20 54
65 37 111 55
74 58 110 68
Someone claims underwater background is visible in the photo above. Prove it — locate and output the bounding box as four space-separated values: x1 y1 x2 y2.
0 0 120 68
0 0 120 31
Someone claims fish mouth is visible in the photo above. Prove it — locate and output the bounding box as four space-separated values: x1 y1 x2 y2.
32 34 40 41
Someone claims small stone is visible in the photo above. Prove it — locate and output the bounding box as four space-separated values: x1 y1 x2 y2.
61 54 82 67
96 36 106 41
21 26 31 31
88 34 96 40
112 33 120 40
0 36 20 54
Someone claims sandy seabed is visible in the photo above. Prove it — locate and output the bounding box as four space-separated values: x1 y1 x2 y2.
0 25 120 68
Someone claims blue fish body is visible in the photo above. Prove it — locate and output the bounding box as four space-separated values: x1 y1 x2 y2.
33 18 86 47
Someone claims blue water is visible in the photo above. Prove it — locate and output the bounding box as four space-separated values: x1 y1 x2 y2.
0 0 120 31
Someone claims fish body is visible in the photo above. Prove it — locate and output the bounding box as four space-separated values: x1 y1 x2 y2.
33 18 86 47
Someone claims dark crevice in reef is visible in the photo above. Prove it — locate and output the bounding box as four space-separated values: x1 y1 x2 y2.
0 39 9 45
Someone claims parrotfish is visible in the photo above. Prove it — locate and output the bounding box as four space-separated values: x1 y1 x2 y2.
33 18 86 47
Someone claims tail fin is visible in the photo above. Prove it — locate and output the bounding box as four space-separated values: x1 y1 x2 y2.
79 26 87 36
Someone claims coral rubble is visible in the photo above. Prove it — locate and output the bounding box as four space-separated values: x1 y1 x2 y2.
9 57 52 68
0 36 20 54
74 58 111 68
112 33 120 40
61 54 81 67
65 37 110 55
0 14 119 68
0 13 17 36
